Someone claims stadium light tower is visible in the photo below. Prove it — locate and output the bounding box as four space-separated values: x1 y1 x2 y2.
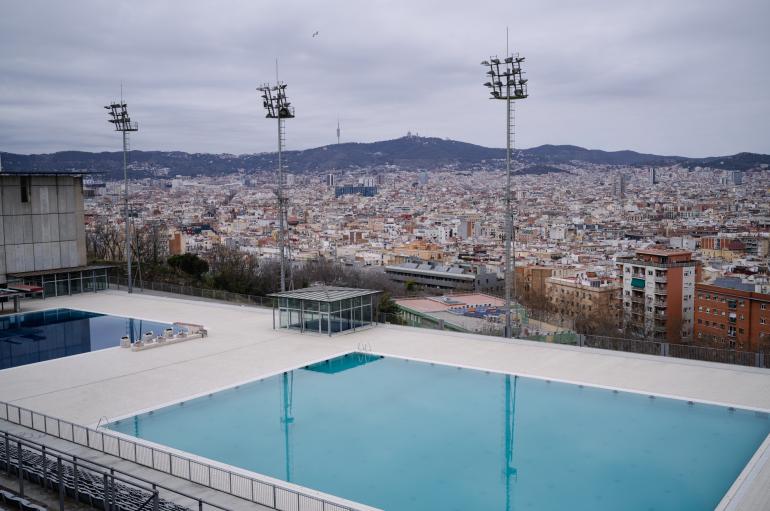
481 53 528 338
105 98 139 293
258 78 295 292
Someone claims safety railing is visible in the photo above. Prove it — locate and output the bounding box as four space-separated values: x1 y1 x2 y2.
0 402 378 511
2 430 168 511
108 277 276 308
105 277 769 369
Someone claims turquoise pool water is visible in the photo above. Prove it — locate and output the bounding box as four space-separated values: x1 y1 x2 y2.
0 308 181 369
108 353 770 511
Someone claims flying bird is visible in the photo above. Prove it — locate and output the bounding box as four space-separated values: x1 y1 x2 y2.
312 31 319 37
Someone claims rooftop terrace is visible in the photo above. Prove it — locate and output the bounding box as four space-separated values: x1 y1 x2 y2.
1 291 769 510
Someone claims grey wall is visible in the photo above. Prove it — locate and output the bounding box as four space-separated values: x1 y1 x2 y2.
0 175 87 284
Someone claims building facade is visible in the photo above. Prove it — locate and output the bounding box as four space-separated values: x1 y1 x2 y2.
618 248 697 342
545 273 621 327
694 280 770 352
385 261 503 293
0 173 87 284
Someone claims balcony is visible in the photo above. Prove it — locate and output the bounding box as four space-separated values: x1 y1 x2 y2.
654 286 667 295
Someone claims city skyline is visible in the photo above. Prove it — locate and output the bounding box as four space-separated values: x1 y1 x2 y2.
1 0 769 157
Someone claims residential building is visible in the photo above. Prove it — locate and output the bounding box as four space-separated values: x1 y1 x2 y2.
694 277 770 352
545 272 621 326
618 247 697 342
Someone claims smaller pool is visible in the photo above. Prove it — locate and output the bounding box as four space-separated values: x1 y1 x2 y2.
0 308 181 370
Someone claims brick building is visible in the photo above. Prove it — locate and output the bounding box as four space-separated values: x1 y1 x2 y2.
694 278 770 352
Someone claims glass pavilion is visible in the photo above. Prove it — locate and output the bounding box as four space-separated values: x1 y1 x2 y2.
269 286 381 335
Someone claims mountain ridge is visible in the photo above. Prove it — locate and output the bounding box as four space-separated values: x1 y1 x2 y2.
1 136 768 180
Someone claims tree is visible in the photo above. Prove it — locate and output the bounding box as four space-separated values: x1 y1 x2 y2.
205 245 261 295
376 291 404 324
167 253 209 279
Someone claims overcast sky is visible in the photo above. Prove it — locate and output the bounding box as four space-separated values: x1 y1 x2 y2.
1 0 768 157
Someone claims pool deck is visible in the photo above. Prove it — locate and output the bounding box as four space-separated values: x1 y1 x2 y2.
1 290 770 510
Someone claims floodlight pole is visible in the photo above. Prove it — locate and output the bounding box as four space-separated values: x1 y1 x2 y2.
105 99 138 294
123 129 131 293
482 54 528 339
258 75 294 293
277 109 286 292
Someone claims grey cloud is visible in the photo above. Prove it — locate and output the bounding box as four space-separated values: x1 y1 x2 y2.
0 0 768 157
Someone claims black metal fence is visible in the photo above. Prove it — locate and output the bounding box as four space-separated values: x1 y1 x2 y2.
108 277 769 369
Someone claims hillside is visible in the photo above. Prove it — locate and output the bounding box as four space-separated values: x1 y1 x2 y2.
1 136 768 180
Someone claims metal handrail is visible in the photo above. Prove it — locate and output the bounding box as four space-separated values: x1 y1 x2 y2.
1 430 228 511
2 430 161 511
0 401 378 511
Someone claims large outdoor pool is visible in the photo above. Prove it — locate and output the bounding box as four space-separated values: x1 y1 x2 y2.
108 353 770 511
0 308 180 370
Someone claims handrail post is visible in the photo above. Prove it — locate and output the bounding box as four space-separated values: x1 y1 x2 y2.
74 457 80 500
42 445 47 488
3 433 9 476
17 440 24 496
103 473 110 511
58 457 65 511
153 490 160 511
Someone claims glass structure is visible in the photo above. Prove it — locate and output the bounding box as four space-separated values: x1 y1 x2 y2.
269 286 380 336
7 265 112 298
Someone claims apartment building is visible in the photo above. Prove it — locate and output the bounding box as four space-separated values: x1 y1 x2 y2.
700 237 746 261
694 278 770 352
618 248 697 342
545 272 621 324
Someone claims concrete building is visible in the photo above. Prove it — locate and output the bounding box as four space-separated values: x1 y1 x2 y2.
0 172 110 296
700 237 746 261
618 248 697 342
335 185 377 198
694 278 770 352
546 272 621 326
385 261 503 293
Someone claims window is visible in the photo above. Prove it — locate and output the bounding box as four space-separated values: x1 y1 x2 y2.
761 318 767 325
698 306 703 312
697 319 702 324
761 304 767 310
20 176 31 203
739 328 744 334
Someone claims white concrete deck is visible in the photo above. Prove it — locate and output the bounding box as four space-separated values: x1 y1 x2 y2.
1 290 769 510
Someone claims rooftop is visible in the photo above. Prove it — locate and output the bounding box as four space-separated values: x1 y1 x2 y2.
267 285 380 302
1 291 769 510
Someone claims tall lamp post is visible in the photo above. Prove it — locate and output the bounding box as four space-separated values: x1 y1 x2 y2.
258 81 294 292
105 101 139 293
481 55 528 338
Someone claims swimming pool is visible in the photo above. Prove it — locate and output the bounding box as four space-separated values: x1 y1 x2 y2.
107 353 770 511
0 308 180 370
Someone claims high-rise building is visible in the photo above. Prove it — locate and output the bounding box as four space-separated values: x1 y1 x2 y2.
618 248 697 342
359 177 376 187
731 170 743 186
335 185 377 198
418 172 429 186
326 174 335 187
613 173 627 200
649 168 659 185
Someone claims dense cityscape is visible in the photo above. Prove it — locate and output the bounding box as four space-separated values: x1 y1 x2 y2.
73 138 770 351
2 1 770 510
